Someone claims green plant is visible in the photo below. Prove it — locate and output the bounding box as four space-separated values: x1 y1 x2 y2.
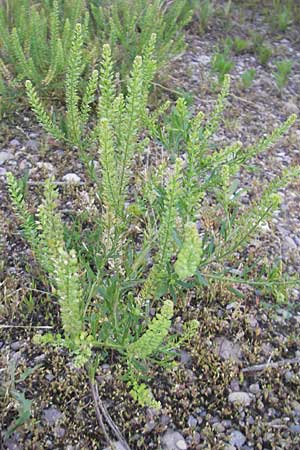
25 24 156 166
240 68 256 89
269 0 292 32
89 0 191 79
257 44 272 66
249 31 272 66
189 0 215 34
232 37 250 54
211 47 234 83
274 59 293 91
0 0 90 95
8 39 300 424
0 359 39 438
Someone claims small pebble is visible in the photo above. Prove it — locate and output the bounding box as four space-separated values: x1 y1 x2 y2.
9 139 20 147
249 383 260 395
228 392 252 406
229 430 246 448
283 101 299 115
187 415 198 428
0 151 13 165
62 173 81 184
162 431 187 450
212 422 225 433
42 407 63 425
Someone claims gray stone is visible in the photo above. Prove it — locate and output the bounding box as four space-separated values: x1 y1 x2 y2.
180 350 192 367
212 422 225 433
3 436 19 450
103 442 126 450
37 162 55 173
10 341 22 350
214 337 242 362
292 401 300 415
290 425 300 433
283 101 299 115
197 55 211 65
54 427 66 438
187 415 198 428
228 392 252 407
249 383 260 395
248 316 258 328
230 379 240 392
222 420 232 428
62 173 81 184
42 407 63 425
9 139 20 147
162 430 188 450
0 151 13 165
229 430 246 448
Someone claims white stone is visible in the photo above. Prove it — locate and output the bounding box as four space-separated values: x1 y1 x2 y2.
0 151 13 165
228 391 252 406
162 431 187 450
62 173 81 184
176 440 187 450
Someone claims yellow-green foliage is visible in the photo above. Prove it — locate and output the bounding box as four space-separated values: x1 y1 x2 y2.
127 300 173 360
0 0 191 112
175 222 202 280
7 173 83 344
53 248 84 343
90 0 191 79
9 39 300 414
130 381 161 409
0 0 89 89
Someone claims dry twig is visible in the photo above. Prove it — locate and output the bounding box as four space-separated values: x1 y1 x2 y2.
242 357 300 374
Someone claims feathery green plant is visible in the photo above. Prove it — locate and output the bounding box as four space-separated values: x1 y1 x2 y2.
26 25 156 167
9 46 300 415
269 0 292 32
189 0 215 34
274 59 293 92
240 68 256 90
89 0 191 79
0 0 89 95
149 75 299 295
211 47 234 84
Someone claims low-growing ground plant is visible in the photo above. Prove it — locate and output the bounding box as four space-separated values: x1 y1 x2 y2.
240 68 256 90
6 22 300 445
0 359 38 438
257 44 273 66
189 0 215 34
211 46 234 84
274 59 293 92
0 0 191 115
268 0 292 32
249 31 273 66
89 0 191 79
232 36 250 54
0 0 90 98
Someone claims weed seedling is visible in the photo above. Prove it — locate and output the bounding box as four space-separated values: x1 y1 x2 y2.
211 47 234 84
274 59 293 92
191 0 215 34
269 0 292 32
241 68 256 90
233 37 249 54
257 45 272 66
